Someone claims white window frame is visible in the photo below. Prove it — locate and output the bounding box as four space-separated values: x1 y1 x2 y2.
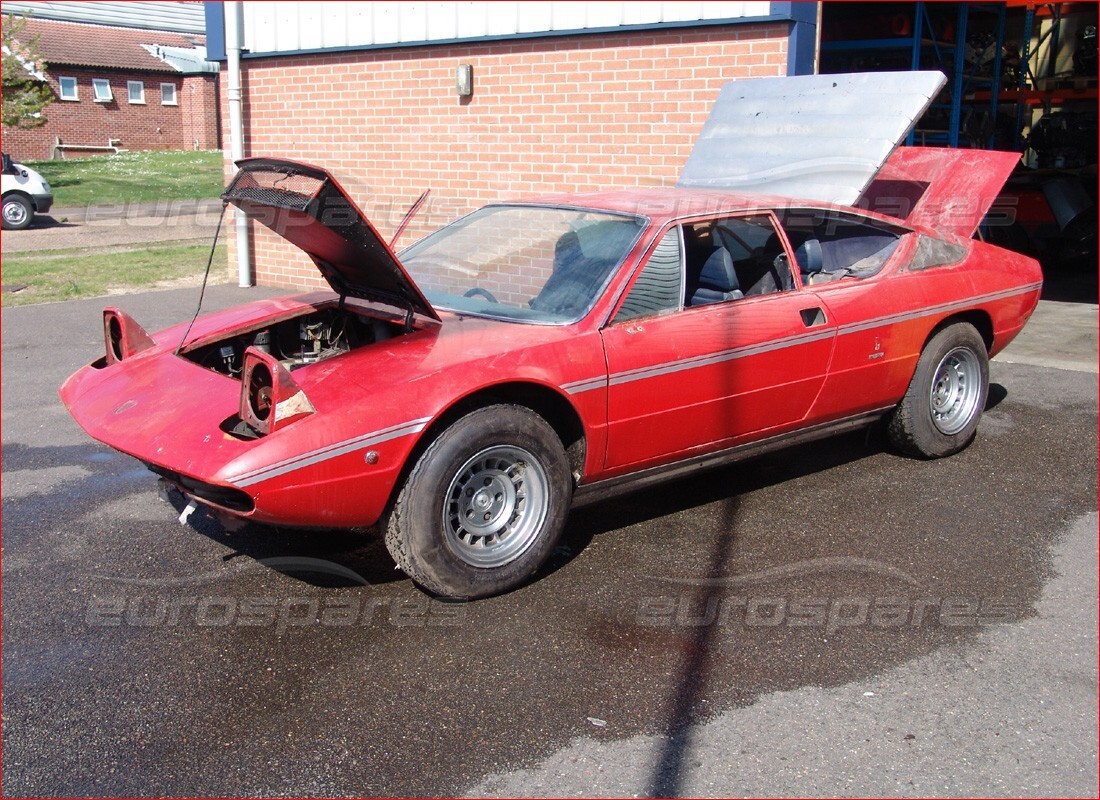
58 76 79 101
92 78 113 102
127 80 145 104
160 82 178 106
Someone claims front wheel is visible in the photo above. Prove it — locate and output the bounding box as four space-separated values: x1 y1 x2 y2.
887 322 989 458
384 405 571 599
2 194 33 230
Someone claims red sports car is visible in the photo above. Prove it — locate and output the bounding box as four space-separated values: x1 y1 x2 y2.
60 73 1042 598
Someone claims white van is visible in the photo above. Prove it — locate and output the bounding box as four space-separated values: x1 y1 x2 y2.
2 152 54 231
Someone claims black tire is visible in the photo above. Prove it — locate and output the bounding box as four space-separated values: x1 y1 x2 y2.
2 194 33 231
887 323 989 459
384 404 571 599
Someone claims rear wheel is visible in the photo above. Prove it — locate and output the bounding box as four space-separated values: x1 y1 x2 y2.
887 323 989 458
2 194 33 231
384 405 571 599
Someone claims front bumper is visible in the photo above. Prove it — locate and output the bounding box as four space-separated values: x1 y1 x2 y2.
60 351 408 529
144 463 256 513
31 192 53 214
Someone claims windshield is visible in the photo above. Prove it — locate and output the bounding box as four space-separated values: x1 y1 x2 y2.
399 205 646 323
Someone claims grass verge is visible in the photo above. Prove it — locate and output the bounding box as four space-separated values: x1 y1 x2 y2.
2 243 228 307
23 150 225 207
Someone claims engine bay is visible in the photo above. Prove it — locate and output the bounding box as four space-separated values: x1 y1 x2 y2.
182 306 402 378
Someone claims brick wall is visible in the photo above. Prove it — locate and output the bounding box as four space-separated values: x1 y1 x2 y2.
2 67 219 160
223 23 788 290
180 74 221 151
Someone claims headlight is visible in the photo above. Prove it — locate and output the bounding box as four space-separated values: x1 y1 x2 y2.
239 347 315 436
246 361 273 423
103 308 155 364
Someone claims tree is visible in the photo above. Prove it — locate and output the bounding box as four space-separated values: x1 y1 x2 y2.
2 14 53 128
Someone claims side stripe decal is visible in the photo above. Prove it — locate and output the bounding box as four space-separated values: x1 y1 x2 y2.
608 328 835 386
231 416 432 488
231 282 1040 487
835 282 1043 336
568 282 1043 394
562 377 606 395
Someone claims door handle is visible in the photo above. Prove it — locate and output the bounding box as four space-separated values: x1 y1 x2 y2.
800 307 827 327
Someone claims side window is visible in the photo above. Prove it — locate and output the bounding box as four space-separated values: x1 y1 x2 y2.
613 227 683 323
777 209 904 285
705 214 793 299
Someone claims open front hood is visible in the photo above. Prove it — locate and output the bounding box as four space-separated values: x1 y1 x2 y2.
223 158 440 321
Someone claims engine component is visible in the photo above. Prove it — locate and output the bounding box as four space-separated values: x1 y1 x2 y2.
252 329 271 354
181 304 401 378
240 347 316 436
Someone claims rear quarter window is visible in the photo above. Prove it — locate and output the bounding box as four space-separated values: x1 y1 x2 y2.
907 235 968 271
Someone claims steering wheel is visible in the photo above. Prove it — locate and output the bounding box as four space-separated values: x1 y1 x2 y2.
464 287 499 303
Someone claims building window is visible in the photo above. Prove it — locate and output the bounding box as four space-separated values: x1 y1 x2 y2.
58 76 78 101
92 78 113 102
127 81 145 104
160 83 178 106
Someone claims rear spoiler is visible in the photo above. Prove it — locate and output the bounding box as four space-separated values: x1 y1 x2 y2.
858 147 1022 239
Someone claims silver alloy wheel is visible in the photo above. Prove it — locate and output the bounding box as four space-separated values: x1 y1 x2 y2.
3 199 29 227
928 345 982 435
443 444 550 568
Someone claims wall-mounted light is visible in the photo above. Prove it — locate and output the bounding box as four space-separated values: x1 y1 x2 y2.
456 64 473 97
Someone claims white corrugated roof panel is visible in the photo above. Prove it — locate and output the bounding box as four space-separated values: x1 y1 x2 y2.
0 1 205 33
238 1 772 54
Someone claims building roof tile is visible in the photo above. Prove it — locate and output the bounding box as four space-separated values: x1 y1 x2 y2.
13 17 206 73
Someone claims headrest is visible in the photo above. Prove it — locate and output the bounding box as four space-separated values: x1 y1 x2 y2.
794 238 823 274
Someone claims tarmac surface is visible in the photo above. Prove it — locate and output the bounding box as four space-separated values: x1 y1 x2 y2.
1 279 1096 797
2 199 226 254
1 200 1097 796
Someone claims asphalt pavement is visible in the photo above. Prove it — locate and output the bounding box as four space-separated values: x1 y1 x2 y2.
2 199 225 254
1 282 1096 797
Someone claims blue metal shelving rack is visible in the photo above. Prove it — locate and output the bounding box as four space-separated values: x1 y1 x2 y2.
821 2 1007 148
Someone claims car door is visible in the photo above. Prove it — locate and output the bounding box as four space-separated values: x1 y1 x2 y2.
599 212 837 474
773 208 916 422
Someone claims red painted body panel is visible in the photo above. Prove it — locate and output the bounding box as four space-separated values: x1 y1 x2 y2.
863 147 1022 239
62 295 611 527
225 158 440 320
60 162 1043 532
599 291 836 476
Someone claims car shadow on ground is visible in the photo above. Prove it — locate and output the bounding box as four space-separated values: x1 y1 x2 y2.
163 418 935 597
987 382 1008 411
159 378 1012 601
546 427 884 576
160 483 405 589
163 388 1015 597
25 215 80 230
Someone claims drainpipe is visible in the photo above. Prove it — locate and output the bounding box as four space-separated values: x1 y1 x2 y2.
225 1 252 287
